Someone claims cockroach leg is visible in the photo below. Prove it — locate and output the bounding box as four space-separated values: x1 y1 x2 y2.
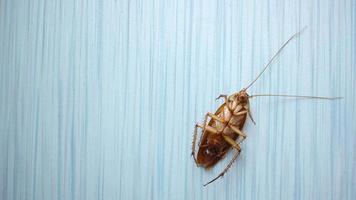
233 110 248 116
215 94 227 101
200 113 209 132
205 125 218 134
244 104 256 125
192 111 222 165
228 125 247 139
222 135 241 151
204 133 243 186
192 123 204 165
196 112 212 146
203 149 240 187
216 94 233 110
234 105 243 113
248 112 256 125
207 112 226 123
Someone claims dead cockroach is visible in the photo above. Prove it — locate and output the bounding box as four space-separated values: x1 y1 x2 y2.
191 27 341 186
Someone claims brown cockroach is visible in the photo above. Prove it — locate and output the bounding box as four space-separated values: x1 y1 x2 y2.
191 27 340 186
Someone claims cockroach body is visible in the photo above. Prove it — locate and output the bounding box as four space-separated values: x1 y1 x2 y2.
195 90 250 168
191 27 340 186
192 90 252 186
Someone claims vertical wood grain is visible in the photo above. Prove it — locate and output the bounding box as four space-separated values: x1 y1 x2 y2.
0 0 355 200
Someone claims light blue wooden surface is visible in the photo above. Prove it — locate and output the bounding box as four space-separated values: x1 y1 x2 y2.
0 0 355 200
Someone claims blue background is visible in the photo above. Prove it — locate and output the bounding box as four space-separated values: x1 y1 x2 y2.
0 0 355 199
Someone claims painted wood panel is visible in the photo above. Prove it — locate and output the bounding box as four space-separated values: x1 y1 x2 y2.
0 0 355 199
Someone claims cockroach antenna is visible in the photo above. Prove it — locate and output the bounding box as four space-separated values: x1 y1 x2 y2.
244 26 341 100
244 26 307 90
249 94 342 100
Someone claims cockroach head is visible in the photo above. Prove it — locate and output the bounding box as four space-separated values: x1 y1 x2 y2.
237 89 249 104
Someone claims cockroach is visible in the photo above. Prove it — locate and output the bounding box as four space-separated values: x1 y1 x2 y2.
191 27 341 186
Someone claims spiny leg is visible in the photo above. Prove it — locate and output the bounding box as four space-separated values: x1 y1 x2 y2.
191 123 204 165
196 113 210 147
198 112 222 143
203 149 240 186
229 125 247 144
216 94 227 101
223 135 241 151
233 110 247 116
244 103 256 125
202 112 222 133
192 112 222 164
207 112 226 123
203 133 244 186
192 113 209 164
